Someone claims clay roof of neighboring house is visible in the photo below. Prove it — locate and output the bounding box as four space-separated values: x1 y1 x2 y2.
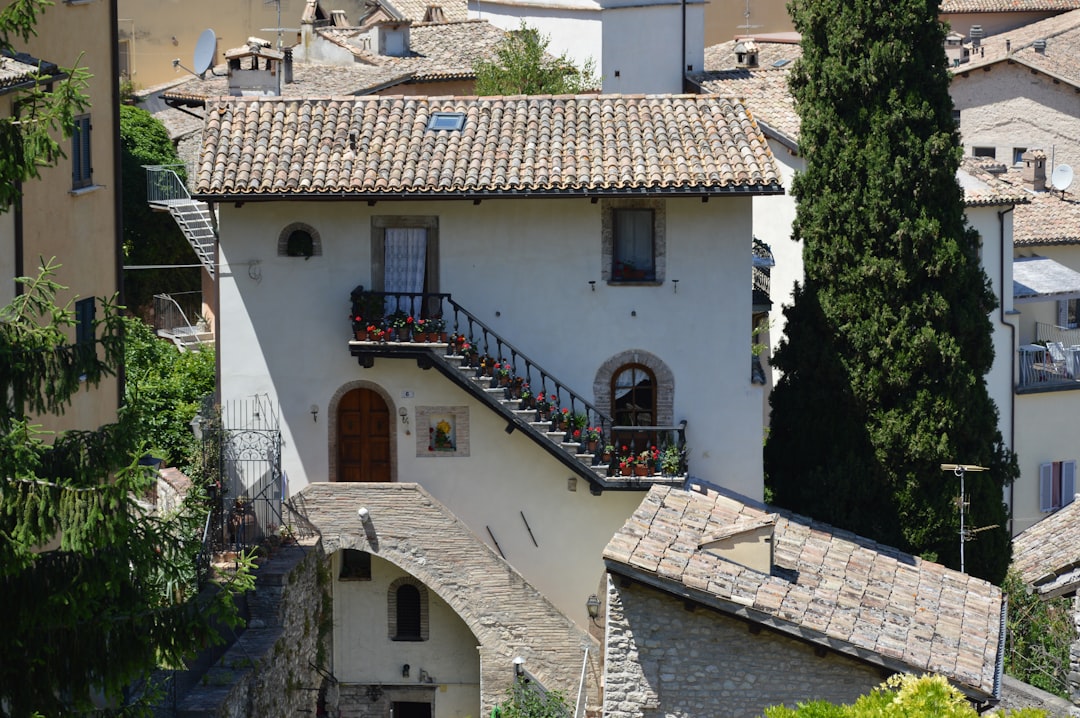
691 38 802 145
957 8 1080 84
1012 498 1080 596
193 94 782 199
940 0 1080 12
384 0 468 23
0 51 63 94
603 485 1005 701
958 157 1080 242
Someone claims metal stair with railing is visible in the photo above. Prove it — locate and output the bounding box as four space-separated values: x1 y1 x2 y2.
347 289 688 494
145 165 216 278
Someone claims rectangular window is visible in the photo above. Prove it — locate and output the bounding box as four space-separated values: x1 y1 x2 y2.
72 114 92 189
1013 147 1027 165
75 297 95 345
973 146 996 159
1040 460 1076 513
612 208 655 281
1057 299 1080 329
339 549 372 580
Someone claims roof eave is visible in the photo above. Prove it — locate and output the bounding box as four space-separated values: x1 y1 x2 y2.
193 183 786 203
603 558 998 704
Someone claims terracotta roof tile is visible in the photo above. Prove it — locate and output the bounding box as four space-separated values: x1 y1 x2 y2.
603 485 1004 700
194 94 781 198
0 51 61 94
1012 498 1080 590
957 8 1080 84
960 157 1080 242
941 0 1080 12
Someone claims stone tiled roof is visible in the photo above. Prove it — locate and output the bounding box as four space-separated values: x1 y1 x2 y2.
691 38 802 144
958 8 1080 84
193 94 782 199
941 0 1080 12
385 0 468 23
0 51 62 94
959 158 1080 242
603 485 1005 700
1012 498 1080 595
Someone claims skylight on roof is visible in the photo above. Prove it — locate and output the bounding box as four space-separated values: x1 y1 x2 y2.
427 112 466 132
772 59 791 68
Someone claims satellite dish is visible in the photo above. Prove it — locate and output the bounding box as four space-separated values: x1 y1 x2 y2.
193 28 217 78
1051 164 1074 193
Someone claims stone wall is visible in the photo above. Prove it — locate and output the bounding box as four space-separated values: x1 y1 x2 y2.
603 576 885 718
176 544 331 717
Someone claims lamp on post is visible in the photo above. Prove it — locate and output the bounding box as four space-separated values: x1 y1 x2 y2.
586 593 601 622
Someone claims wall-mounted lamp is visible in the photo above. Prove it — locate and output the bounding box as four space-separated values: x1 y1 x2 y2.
512 656 524 677
671 279 679 294
588 280 596 292
398 406 409 425
310 404 319 422
586 593 601 621
357 506 370 522
402 663 410 678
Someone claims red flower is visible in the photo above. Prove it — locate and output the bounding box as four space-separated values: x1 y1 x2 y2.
406 316 414 325
573 429 581 439
561 407 570 416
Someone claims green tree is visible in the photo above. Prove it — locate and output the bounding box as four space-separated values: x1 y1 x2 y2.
0 262 251 716
474 22 597 96
763 0 1017 582
1002 570 1073 697
762 673 1044 717
119 104 199 316
491 678 570 718
0 0 90 212
123 315 215 471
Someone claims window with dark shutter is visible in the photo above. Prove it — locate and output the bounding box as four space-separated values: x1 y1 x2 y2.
72 115 92 189
395 584 422 640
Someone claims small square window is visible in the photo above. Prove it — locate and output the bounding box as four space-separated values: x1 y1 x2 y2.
973 146 996 159
1013 147 1027 165
339 549 372 580
612 209 655 281
426 112 465 132
72 114 92 189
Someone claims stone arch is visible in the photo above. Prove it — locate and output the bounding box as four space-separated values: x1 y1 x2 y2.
593 349 675 426
387 576 430 641
301 483 598 714
327 380 399 483
277 221 322 258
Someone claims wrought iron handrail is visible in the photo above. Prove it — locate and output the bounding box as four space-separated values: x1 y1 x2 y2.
349 288 688 475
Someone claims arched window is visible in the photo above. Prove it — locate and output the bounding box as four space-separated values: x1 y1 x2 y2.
277 222 322 258
388 577 428 641
612 364 655 428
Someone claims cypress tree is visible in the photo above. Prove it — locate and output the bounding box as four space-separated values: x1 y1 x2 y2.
764 0 1017 582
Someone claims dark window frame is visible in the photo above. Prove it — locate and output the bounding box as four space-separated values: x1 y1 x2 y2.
72 114 92 189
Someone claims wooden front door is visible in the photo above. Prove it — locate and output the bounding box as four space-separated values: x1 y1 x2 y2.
337 388 391 482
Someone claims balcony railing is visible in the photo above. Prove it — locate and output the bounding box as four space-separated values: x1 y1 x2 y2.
1035 321 1080 347
1018 341 1080 390
348 288 688 476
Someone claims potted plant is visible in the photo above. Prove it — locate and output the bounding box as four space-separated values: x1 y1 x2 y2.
461 342 478 366
618 456 633 477
387 309 410 340
412 318 428 342
535 392 551 420
660 444 683 476
519 383 533 408
602 443 615 463
584 426 602 453
552 406 570 432
495 360 512 385
426 316 447 342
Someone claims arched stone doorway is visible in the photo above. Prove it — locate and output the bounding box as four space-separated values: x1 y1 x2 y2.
336 387 392 482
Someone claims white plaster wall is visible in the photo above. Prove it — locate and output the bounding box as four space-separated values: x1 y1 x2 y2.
215 195 757 623
1013 390 1080 534
333 554 480 718
943 12 1061 39
467 3 603 78
600 3 705 94
952 64 1080 173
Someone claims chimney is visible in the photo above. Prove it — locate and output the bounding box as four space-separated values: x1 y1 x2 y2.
423 5 446 22
1022 149 1047 192
330 9 349 27
283 46 293 84
1034 38 1046 53
734 39 759 69
969 24 983 48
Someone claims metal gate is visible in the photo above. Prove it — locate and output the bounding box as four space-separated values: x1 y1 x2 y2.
219 395 283 549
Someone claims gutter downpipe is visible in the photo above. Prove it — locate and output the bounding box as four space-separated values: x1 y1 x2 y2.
998 205 1016 536
681 0 687 90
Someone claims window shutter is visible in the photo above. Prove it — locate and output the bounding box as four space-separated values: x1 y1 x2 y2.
1063 461 1076 507
1040 462 1054 512
1059 300 1070 328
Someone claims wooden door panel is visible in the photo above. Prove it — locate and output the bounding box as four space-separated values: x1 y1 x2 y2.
337 388 391 482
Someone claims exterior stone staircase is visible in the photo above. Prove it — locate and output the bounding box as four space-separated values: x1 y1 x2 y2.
348 290 688 494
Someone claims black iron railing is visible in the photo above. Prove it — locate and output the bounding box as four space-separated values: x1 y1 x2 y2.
348 288 688 477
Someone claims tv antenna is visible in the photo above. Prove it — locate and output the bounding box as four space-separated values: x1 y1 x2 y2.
172 28 219 79
941 463 989 574
1050 164 1073 198
737 0 761 32
265 0 283 49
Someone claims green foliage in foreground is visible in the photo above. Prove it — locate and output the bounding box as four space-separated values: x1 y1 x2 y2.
474 21 597 96
763 674 1045 717
491 678 570 718
1002 570 1073 697
0 260 252 716
123 315 215 471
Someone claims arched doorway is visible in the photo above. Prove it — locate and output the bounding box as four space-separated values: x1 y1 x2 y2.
337 388 391 482
611 363 657 451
